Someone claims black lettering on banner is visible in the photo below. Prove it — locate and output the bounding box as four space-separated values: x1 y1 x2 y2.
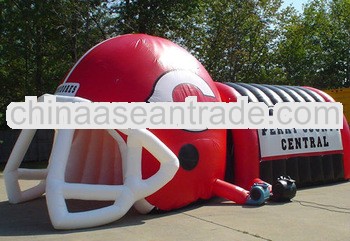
281 139 287 150
262 129 341 158
323 136 329 147
295 138 301 149
288 138 294 150
279 135 333 151
302 137 308 148
317 137 323 147
310 137 316 148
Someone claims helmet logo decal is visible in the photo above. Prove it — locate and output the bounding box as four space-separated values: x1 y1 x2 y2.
147 70 215 102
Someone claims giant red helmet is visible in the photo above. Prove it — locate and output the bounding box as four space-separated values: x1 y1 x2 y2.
4 34 227 229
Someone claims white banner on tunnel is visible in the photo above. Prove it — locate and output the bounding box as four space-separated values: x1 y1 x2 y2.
258 129 343 161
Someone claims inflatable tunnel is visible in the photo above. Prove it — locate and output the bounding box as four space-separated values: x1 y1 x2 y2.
3 34 350 230
216 82 350 190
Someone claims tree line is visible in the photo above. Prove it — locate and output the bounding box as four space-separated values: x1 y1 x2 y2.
1 0 349 128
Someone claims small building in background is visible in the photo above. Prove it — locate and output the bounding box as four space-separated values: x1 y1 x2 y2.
324 88 350 124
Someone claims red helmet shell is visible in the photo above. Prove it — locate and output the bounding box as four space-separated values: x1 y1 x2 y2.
61 34 220 103
60 34 227 211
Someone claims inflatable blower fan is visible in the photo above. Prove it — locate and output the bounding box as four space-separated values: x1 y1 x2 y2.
246 183 271 205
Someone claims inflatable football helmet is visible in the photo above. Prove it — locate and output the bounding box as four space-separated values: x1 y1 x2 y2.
4 34 234 229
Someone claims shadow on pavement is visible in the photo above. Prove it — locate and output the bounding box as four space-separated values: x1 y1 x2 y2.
0 197 151 236
0 196 205 236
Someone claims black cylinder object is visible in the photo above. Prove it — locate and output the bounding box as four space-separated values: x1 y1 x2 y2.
272 176 297 202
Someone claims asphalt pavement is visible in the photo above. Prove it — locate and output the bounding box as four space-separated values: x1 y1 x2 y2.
0 174 349 241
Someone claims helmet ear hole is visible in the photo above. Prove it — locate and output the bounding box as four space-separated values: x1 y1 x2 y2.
178 144 199 171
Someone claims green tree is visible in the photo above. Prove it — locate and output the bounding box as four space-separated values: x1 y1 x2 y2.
108 0 202 39
329 0 350 87
189 0 283 83
2 0 348 129
0 0 109 128
275 0 350 88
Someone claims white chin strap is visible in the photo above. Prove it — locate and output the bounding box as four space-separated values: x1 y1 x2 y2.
4 97 179 230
